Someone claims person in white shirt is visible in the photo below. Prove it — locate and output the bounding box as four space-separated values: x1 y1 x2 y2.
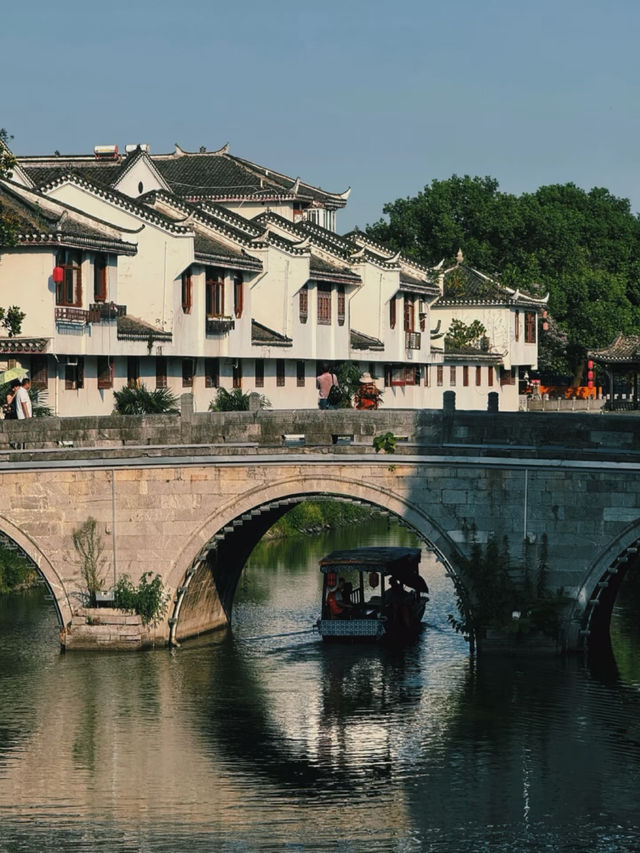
15 377 32 420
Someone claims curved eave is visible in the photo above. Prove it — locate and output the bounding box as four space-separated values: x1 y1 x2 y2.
0 337 50 354
194 251 262 272
312 270 361 286
15 233 137 255
436 298 544 309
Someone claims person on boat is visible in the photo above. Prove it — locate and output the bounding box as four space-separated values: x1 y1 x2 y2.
326 578 353 619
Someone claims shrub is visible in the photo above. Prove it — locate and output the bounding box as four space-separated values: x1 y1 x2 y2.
113 384 179 415
209 388 270 412
373 432 397 454
113 572 168 625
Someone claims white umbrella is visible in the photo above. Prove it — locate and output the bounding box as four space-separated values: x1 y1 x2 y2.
0 367 28 385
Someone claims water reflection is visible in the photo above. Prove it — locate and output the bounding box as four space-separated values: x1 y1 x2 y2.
0 522 639 851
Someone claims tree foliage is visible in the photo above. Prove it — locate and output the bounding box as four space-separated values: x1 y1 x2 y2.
366 175 640 378
0 128 18 249
444 318 487 351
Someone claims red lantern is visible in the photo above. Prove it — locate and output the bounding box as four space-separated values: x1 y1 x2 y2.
326 572 337 589
369 572 379 589
53 266 64 284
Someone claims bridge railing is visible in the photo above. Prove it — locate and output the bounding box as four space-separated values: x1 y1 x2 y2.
3 403 640 462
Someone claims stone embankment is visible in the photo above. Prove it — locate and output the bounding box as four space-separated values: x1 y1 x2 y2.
61 607 154 651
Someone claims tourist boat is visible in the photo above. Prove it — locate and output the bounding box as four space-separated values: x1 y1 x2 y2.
316 546 429 644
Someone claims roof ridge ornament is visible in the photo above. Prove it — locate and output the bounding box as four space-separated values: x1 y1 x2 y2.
211 142 229 155
173 144 186 156
456 248 464 264
350 247 366 259
250 229 269 243
291 177 300 195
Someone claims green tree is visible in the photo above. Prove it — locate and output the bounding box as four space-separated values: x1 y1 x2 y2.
444 318 487 350
367 176 640 381
0 128 18 248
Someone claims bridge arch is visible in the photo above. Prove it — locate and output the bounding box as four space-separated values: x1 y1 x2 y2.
166 473 468 644
574 520 640 654
0 514 71 629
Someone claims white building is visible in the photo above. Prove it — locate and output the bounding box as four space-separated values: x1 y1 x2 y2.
0 142 545 415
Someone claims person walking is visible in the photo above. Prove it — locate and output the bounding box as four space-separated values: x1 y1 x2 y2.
15 376 32 420
316 363 339 410
3 379 20 420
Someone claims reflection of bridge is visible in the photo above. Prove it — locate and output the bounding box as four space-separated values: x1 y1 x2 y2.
2 408 640 652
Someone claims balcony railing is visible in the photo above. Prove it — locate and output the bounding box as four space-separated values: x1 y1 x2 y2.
55 306 89 325
88 302 127 323
405 331 421 350
206 316 235 335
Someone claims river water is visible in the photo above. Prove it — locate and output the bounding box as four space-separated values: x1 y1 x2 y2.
0 519 639 852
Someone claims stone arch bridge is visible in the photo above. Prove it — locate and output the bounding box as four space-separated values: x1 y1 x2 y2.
2 407 640 653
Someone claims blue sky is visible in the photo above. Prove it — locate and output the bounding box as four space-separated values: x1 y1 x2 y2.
2 0 638 231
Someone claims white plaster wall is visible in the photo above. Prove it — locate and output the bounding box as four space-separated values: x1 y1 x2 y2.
113 158 166 199
44 182 194 331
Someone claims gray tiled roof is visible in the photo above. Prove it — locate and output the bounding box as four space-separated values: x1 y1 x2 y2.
117 315 172 342
350 329 384 350
588 334 640 364
0 181 136 254
193 233 262 272
20 146 348 208
438 264 546 308
251 320 292 347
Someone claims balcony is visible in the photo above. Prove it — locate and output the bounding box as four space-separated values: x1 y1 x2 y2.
88 302 127 323
55 306 89 325
405 331 421 350
206 316 235 335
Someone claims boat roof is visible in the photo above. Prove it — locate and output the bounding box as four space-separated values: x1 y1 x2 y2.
320 547 427 592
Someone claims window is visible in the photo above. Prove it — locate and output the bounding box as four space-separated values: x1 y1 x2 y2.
488 366 494 387
463 366 469 387
182 359 194 388
299 285 308 324
386 364 419 386
525 312 536 343
437 365 443 386
232 360 242 389
97 356 113 389
424 365 429 387
317 285 331 325
389 296 397 329
205 358 219 388
181 268 192 314
65 357 84 390
514 310 520 342
206 267 224 317
276 359 285 387
337 286 345 326
56 249 82 306
404 296 415 332
233 273 243 319
156 356 167 389
255 359 264 388
450 366 456 386
94 254 107 302
127 357 139 389
297 360 305 387
30 355 48 391
475 366 482 386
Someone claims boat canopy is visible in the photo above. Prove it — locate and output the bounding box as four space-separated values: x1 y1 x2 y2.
319 547 428 593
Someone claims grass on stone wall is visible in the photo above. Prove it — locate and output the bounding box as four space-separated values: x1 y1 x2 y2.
269 500 380 538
